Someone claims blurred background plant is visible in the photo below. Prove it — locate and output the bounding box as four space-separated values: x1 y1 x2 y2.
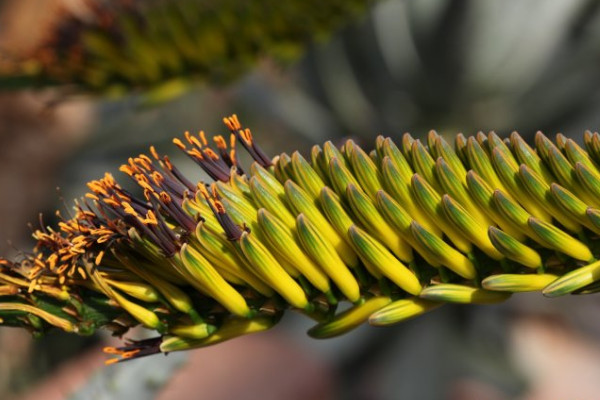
3 0 600 399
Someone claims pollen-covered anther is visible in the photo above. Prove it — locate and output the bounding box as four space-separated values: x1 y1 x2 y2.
143 210 159 226
121 202 139 217
214 135 227 150
151 171 164 185
172 138 187 151
137 154 153 167
223 114 242 131
149 145 160 161
199 131 208 146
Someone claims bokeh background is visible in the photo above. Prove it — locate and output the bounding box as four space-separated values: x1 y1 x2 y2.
2 0 600 399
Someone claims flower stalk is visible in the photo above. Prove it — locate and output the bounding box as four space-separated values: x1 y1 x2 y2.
2 118 600 364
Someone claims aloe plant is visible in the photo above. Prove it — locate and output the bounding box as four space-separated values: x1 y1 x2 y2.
2 115 600 364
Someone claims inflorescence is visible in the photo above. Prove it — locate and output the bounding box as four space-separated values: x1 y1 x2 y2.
2 116 600 364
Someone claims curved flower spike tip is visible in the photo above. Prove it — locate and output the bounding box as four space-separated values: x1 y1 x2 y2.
3 119 600 364
0 0 371 104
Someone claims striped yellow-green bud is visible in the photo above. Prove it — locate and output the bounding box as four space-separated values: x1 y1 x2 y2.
402 133 415 159
511 131 555 184
274 152 294 182
347 140 383 200
534 131 553 161
584 131 600 163
239 231 309 310
409 221 477 280
380 138 413 182
285 180 358 267
490 147 551 221
308 296 391 338
160 317 277 353
543 260 600 297
466 137 508 194
323 141 347 167
380 156 441 236
545 145 597 205
486 131 511 154
487 226 542 269
466 170 526 240
87 264 165 331
179 244 252 318
170 322 217 339
195 222 274 296
111 290 164 331
410 140 440 192
426 130 440 155
549 182 599 234
346 184 412 262
482 274 558 292
105 279 160 303
587 207 600 231
229 168 254 201
290 151 327 201
249 176 296 230
257 208 331 294
411 174 472 253
518 165 581 232
369 298 442 326
492 189 533 235
454 133 469 165
348 225 421 295
250 162 286 200
375 190 441 267
564 139 598 172
296 214 360 302
419 284 510 304
440 194 503 259
375 135 386 158
476 131 489 150
369 149 381 165
435 157 492 226
310 145 330 183
552 132 566 150
0 303 75 333
328 156 361 197
527 217 593 262
573 162 600 208
319 187 356 240
213 181 258 221
432 135 468 182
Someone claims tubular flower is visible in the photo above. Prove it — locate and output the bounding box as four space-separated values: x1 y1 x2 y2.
0 0 371 102
3 118 600 364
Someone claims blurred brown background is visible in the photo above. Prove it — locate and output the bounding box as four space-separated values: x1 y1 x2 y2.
3 0 600 399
